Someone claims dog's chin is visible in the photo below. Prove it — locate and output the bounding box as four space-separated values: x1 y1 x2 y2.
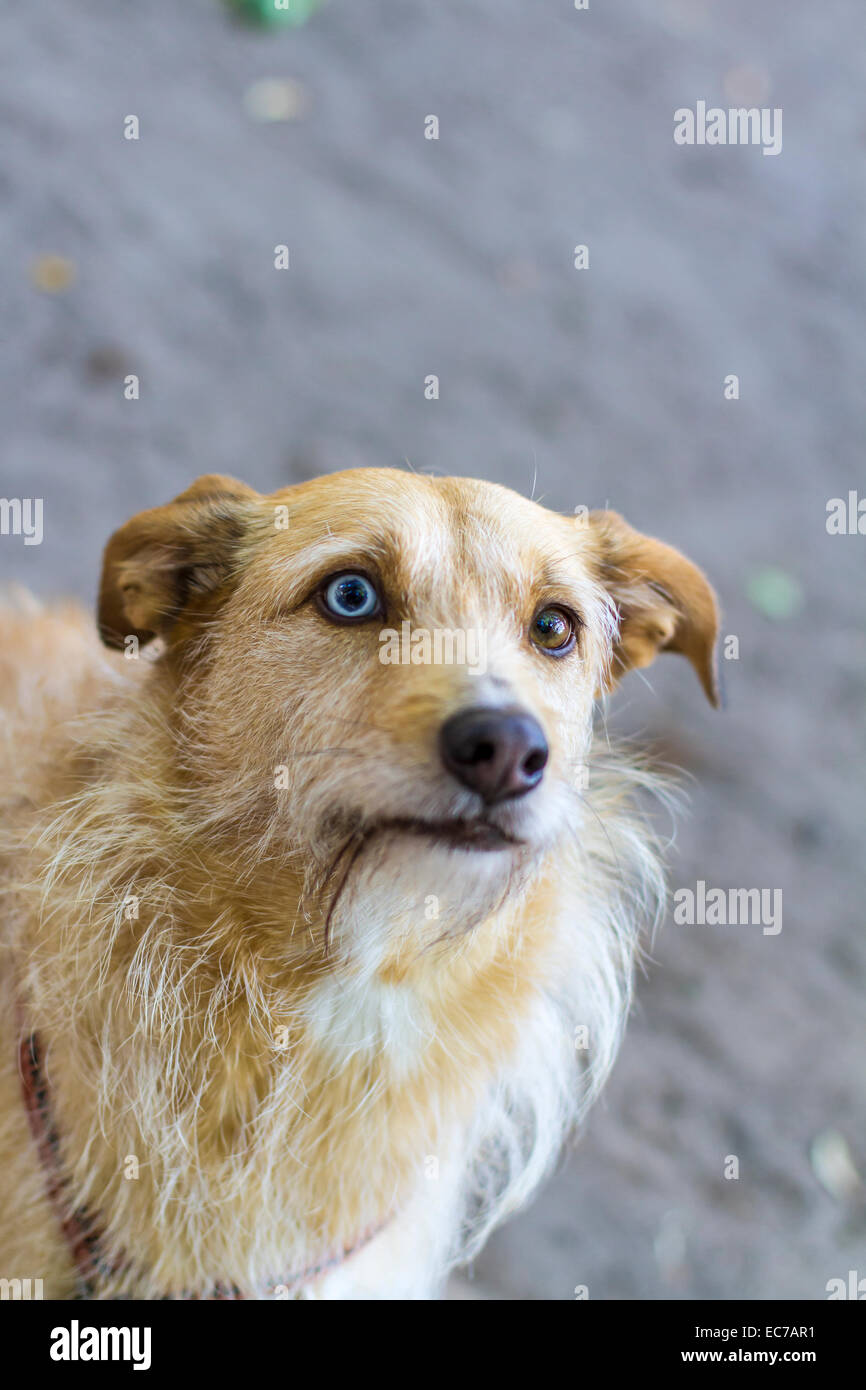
313 803 551 946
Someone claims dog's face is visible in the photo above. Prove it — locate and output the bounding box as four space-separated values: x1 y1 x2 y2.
98 470 718 957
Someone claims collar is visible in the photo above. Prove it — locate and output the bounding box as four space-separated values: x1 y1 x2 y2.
18 1025 384 1299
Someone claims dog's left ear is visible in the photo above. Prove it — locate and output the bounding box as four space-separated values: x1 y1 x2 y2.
588 510 720 707
98 474 260 649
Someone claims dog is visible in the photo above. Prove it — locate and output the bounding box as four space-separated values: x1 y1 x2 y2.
0 469 718 1299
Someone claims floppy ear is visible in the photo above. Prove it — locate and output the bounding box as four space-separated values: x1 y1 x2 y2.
98 475 260 649
589 510 720 706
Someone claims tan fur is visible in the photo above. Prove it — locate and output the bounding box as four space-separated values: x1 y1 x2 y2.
0 470 718 1298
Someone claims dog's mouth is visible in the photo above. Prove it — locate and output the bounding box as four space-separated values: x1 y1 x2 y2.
376 815 523 853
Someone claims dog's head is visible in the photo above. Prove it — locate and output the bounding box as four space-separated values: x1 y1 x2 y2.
98 470 718 955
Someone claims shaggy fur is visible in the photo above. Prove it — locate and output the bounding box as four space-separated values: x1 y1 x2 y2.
0 469 718 1298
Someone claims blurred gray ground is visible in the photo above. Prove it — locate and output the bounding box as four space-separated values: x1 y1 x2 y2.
2 0 865 1299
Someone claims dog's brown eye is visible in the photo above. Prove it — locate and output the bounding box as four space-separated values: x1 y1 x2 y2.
530 606 577 656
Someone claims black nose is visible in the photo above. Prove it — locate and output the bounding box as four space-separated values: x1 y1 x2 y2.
439 706 549 804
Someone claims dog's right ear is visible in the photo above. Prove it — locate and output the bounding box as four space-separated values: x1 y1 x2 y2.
98 475 260 649
588 509 720 707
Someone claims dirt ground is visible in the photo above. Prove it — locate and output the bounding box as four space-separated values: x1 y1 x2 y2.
1 0 864 1299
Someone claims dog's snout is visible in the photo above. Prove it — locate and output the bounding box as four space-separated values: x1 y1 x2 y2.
439 706 549 804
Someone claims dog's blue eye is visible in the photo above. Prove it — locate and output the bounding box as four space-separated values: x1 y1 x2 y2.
321 573 380 621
